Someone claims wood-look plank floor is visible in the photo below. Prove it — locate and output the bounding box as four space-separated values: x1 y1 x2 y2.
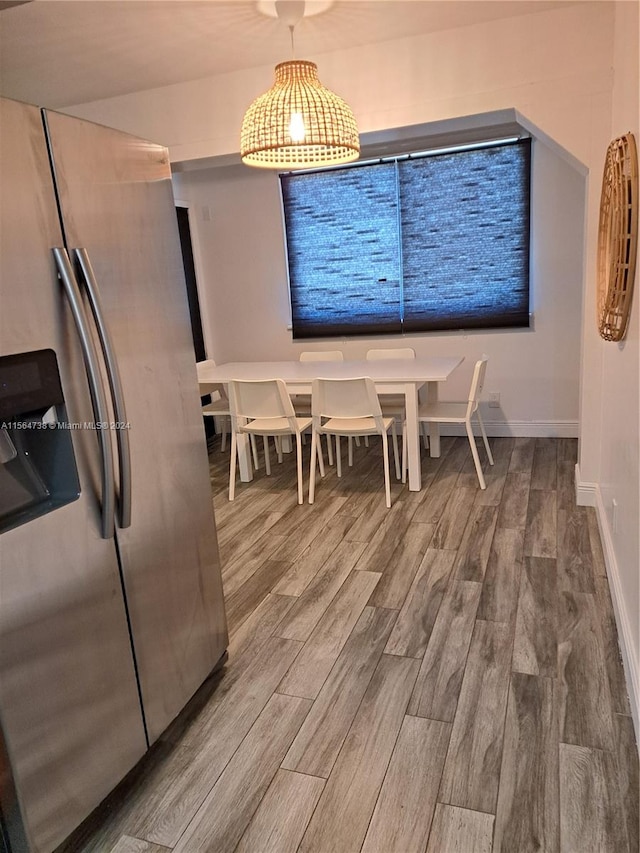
59 436 639 853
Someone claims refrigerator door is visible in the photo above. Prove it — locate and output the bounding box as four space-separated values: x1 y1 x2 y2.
0 99 147 853
44 109 228 743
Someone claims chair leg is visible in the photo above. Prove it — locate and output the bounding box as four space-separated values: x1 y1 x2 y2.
348 436 354 467
327 434 334 466
381 431 391 508
309 430 317 504
336 436 342 477
422 422 429 450
263 435 271 475
295 433 304 504
317 437 326 478
275 436 284 464
228 431 237 500
466 421 486 489
475 411 494 465
391 422 401 481
250 434 259 469
401 421 407 484
220 417 228 452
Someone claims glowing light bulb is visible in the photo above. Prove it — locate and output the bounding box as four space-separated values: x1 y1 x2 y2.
289 112 306 143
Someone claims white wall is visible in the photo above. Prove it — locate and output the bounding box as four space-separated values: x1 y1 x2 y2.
68 3 614 171
579 0 639 738
68 1 639 729
172 136 585 435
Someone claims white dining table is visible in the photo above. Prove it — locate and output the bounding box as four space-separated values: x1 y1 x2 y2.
197 356 463 491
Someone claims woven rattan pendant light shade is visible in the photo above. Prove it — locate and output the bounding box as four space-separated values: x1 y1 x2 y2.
241 59 360 169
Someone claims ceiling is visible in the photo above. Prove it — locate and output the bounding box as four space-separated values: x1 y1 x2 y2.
0 0 580 109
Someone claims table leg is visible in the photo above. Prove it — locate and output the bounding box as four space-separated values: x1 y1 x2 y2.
237 434 254 482
405 383 421 491
426 381 441 457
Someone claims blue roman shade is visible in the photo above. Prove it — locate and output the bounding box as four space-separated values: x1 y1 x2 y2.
280 138 531 339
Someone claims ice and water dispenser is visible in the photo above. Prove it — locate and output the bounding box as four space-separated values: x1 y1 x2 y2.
0 349 80 534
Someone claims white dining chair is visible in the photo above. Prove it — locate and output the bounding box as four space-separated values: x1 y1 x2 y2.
366 347 416 360
309 377 401 508
228 378 316 504
402 357 494 488
365 347 416 419
200 380 231 449
200 371 259 467
295 350 345 463
365 347 428 450
296 351 344 416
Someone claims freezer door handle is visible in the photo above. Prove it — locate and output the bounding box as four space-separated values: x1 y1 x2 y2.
53 247 115 539
74 248 132 529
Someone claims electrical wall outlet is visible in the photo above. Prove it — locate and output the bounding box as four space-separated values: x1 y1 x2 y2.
488 392 500 408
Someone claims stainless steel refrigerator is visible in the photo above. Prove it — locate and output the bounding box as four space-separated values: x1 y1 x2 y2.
0 97 228 853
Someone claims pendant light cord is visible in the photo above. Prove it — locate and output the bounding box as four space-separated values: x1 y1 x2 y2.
289 24 296 59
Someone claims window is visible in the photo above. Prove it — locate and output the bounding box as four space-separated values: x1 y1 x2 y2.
280 138 531 339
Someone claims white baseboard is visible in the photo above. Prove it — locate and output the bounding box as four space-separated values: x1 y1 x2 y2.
576 465 639 744
574 464 598 506
441 420 579 438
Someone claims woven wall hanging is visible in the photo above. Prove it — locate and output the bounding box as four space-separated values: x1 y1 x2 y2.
597 132 638 342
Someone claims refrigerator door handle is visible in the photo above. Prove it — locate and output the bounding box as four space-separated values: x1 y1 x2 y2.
53 247 115 539
74 248 132 529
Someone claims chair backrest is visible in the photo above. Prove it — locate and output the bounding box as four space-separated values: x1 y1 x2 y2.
228 378 299 432
300 351 344 362
197 361 228 403
199 383 226 400
312 377 384 431
366 348 416 360
468 358 489 411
